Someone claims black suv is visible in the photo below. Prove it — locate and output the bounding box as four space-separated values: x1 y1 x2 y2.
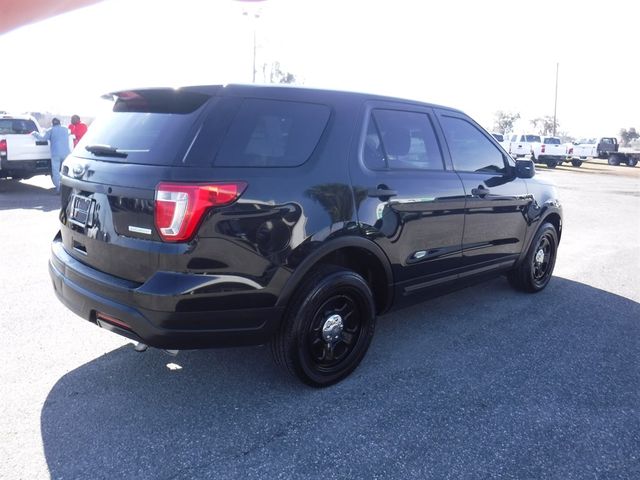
49 85 562 386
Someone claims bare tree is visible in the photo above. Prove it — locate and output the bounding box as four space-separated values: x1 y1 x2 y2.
530 116 558 136
493 111 520 135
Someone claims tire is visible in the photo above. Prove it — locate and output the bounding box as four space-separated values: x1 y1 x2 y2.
608 155 620 166
627 158 637 167
571 159 583 167
508 222 558 293
531 152 537 161
546 159 557 169
271 265 376 387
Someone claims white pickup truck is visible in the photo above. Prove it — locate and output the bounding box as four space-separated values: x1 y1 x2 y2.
531 136 574 168
0 113 53 180
508 133 541 158
570 137 638 166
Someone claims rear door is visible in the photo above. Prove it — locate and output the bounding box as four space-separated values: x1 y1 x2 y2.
0 118 50 161
348 102 466 299
435 109 532 274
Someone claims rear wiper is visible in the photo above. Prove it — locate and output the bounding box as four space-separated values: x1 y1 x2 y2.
85 144 128 158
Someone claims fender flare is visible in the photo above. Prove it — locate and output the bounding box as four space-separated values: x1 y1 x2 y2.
276 236 394 313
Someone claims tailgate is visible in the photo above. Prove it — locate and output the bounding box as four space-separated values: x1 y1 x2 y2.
4 133 50 161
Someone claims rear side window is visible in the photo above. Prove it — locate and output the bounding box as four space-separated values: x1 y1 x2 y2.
440 116 506 174
215 99 330 167
0 119 37 134
75 89 210 165
363 109 444 170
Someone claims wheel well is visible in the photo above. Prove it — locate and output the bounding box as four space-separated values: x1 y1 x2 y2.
544 213 562 242
316 247 391 314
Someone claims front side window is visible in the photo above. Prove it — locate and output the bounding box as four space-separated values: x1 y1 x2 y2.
363 109 444 171
440 116 506 174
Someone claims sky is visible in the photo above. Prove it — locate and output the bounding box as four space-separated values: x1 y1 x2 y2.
0 0 638 137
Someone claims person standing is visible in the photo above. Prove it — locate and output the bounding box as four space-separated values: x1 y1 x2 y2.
68 114 88 147
32 118 71 193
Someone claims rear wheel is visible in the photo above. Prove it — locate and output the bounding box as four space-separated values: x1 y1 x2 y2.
546 159 557 169
508 223 558 293
571 159 583 167
271 265 376 387
627 158 637 167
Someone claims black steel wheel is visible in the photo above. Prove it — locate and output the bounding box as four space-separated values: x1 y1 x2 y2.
508 222 558 293
571 159 583 167
271 265 376 387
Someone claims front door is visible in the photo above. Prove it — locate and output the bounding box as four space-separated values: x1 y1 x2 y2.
435 110 532 274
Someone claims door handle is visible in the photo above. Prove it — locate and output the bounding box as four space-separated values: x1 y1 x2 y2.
471 186 490 197
367 186 397 199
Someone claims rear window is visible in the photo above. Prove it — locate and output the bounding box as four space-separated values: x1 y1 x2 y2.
215 99 330 167
0 119 37 135
543 137 561 144
74 89 210 165
526 135 541 142
492 133 504 142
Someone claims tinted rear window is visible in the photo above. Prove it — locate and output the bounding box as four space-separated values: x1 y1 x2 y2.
215 99 330 167
0 119 37 134
492 133 504 142
543 137 561 144
526 135 541 142
75 89 210 165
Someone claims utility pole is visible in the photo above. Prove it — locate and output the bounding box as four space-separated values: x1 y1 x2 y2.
236 0 266 83
553 62 559 137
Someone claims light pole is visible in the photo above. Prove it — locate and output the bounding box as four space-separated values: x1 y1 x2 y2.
236 0 266 83
553 62 559 137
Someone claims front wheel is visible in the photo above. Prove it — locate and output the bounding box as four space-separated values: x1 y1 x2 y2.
608 155 620 166
571 159 583 167
508 223 558 293
271 265 376 387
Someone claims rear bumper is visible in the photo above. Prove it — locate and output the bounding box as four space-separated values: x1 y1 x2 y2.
49 238 285 349
0 157 51 177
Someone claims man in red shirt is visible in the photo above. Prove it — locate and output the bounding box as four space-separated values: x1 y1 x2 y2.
68 115 88 147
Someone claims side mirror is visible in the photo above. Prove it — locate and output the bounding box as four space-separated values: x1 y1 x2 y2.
515 159 535 178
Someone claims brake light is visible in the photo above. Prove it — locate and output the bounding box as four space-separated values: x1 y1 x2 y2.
541 144 546 153
154 182 247 242
0 139 6 155
568 147 573 155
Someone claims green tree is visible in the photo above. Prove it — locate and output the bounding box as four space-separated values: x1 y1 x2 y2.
493 111 520 135
619 127 639 146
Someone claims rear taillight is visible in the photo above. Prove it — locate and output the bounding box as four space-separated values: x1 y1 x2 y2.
0 139 6 155
541 144 546 153
154 182 247 242
568 147 573 155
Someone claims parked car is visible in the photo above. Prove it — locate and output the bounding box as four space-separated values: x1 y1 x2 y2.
49 85 562 387
531 136 575 168
0 113 51 180
508 133 541 158
491 132 510 151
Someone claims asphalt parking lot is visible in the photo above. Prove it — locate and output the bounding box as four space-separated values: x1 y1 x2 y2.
1 160 639 479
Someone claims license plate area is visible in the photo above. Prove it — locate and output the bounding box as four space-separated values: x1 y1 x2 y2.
69 195 93 227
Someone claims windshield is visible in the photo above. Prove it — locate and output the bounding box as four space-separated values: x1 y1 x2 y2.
75 89 211 165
